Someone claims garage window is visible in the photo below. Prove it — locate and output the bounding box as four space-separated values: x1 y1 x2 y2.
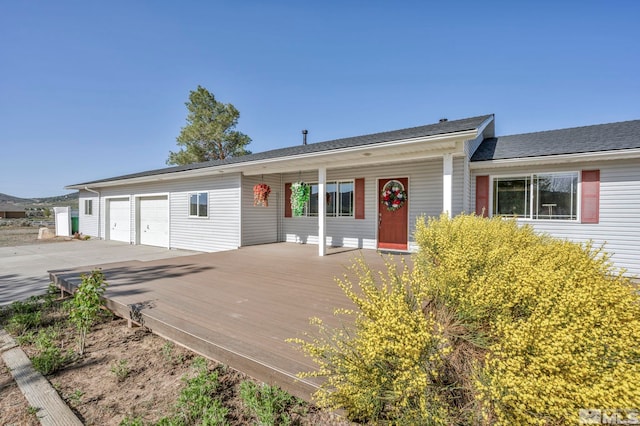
84 200 93 215
189 192 208 217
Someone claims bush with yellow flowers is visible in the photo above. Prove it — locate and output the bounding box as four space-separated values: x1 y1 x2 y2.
291 213 640 425
289 258 454 424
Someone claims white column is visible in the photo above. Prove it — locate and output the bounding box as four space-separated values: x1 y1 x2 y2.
443 153 453 217
318 167 327 256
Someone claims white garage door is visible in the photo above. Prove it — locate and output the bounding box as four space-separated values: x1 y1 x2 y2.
108 198 130 243
138 196 168 248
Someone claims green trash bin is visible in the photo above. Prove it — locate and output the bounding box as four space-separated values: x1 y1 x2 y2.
71 217 79 234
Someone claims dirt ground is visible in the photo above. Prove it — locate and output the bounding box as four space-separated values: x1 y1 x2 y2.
0 226 352 425
1 315 349 426
0 224 71 247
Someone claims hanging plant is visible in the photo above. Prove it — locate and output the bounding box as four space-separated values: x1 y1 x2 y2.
381 180 407 211
253 183 271 207
290 182 311 217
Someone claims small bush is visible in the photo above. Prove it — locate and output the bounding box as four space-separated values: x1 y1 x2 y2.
161 341 186 366
111 359 130 382
31 327 70 375
119 416 145 426
69 269 108 355
239 381 295 426
6 311 42 335
155 357 228 425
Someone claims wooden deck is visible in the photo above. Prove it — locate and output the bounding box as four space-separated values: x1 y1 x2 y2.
50 243 409 401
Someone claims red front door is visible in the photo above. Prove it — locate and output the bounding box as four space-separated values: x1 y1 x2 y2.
378 177 408 250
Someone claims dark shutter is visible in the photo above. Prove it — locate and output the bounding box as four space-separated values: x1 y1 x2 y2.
355 178 365 219
581 170 600 224
475 175 490 217
284 183 292 218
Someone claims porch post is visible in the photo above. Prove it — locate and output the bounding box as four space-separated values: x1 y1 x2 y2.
443 153 453 217
318 166 327 256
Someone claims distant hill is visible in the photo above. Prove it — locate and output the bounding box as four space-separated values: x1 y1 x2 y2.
0 193 30 204
0 192 78 207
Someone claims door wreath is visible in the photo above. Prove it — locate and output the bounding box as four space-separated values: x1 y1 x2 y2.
381 180 407 211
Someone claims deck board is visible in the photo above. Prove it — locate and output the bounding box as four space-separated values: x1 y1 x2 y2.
50 243 409 400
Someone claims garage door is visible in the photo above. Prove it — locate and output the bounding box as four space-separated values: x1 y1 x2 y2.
138 196 168 247
108 198 130 243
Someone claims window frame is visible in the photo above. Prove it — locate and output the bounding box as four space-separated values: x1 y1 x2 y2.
491 171 580 221
188 192 209 218
84 199 93 216
303 180 355 218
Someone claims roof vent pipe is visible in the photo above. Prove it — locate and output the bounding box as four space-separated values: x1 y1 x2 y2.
439 118 448 123
302 129 308 145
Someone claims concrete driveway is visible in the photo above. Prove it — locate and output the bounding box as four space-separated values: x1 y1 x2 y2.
0 240 199 305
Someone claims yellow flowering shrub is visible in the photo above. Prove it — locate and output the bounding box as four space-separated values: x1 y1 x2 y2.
415 213 640 425
291 213 640 425
289 258 452 424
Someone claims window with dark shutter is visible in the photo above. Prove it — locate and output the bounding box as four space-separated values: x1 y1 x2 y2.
475 175 489 217
355 178 365 219
284 183 292 218
581 170 600 224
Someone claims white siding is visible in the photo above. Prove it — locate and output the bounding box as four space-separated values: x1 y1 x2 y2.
169 174 241 252
471 158 640 277
89 173 242 252
452 156 466 215
282 158 448 251
464 132 484 159
241 174 281 246
77 190 99 237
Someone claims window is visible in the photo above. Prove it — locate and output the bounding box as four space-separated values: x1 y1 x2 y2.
188 192 208 217
493 172 578 220
304 181 354 217
84 199 93 216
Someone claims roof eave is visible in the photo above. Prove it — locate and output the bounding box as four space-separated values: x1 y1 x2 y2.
68 128 480 189
469 148 640 170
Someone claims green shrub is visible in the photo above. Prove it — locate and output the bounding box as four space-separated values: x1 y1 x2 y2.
155 357 228 425
6 311 42 335
239 381 295 426
68 269 108 355
292 213 640 425
31 327 70 375
119 416 145 426
111 359 130 382
200 399 230 426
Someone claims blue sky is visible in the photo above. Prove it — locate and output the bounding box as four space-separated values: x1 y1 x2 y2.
1 1 638 198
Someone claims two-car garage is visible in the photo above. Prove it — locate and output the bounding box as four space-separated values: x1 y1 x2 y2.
106 196 168 248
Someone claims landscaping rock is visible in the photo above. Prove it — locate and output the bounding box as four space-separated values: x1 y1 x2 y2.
37 227 55 240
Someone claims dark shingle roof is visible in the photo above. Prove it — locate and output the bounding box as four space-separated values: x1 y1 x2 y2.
70 114 492 187
472 119 640 162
